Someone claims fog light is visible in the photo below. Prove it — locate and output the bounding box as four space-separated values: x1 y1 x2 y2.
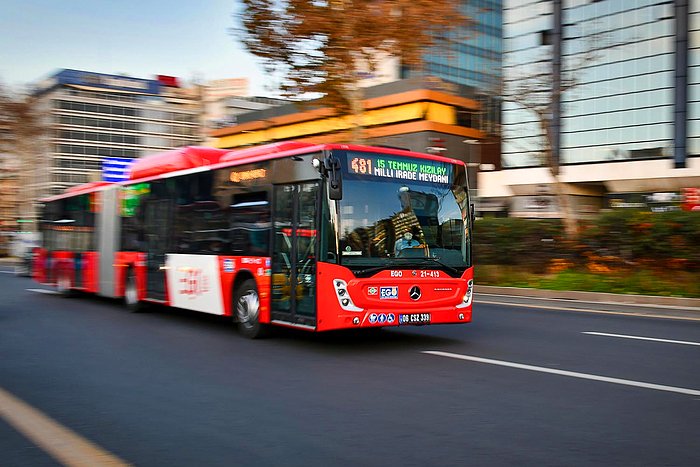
458 313 465 320
333 278 362 312
456 279 473 309
353 317 360 325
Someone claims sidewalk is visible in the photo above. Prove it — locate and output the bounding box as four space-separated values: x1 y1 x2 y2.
475 285 700 321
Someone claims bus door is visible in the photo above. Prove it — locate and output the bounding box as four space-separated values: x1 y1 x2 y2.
271 182 319 326
143 199 172 301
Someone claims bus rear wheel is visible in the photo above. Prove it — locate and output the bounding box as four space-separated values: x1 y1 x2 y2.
234 279 267 339
124 269 144 313
56 270 73 297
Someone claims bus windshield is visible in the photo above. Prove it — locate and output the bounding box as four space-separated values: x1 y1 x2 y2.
336 150 471 274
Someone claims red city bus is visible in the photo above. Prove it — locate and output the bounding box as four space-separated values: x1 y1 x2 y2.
34 142 474 337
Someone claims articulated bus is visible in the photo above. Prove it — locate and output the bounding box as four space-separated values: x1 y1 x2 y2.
34 142 474 337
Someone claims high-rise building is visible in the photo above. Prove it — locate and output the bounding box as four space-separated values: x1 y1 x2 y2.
397 0 503 208
483 0 699 217
413 0 503 93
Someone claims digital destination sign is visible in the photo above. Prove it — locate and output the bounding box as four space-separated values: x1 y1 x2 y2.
345 152 452 185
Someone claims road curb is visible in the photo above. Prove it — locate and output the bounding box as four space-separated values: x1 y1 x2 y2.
475 285 700 312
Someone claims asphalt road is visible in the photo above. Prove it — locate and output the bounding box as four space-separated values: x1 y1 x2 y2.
1 269 699 467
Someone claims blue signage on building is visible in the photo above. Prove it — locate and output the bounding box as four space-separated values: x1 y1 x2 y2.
48 69 161 95
103 157 136 182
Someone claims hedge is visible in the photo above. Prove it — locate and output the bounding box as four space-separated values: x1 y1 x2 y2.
474 211 700 273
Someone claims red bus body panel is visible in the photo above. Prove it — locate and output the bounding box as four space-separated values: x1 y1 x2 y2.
113 252 147 301
80 251 99 293
315 262 473 332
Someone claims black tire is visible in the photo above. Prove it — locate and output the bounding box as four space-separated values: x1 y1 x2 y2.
55 269 74 297
234 279 267 339
14 264 29 277
124 268 145 312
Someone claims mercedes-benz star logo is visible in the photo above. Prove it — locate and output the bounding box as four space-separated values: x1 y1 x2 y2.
409 286 421 301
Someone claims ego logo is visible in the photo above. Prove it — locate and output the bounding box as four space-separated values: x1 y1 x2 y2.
179 268 210 298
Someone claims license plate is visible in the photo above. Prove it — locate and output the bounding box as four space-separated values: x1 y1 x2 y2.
399 313 431 325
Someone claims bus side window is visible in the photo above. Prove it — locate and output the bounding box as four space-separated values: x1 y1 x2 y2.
230 191 271 256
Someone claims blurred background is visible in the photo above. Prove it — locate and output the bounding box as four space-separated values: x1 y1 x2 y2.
1 0 698 296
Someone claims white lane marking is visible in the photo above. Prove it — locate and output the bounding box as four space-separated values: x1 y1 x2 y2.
422 350 700 397
0 270 15 274
583 331 700 347
0 386 131 466
26 288 59 295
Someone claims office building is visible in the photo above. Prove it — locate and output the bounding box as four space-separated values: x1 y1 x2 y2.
403 0 502 92
483 0 699 217
31 69 202 200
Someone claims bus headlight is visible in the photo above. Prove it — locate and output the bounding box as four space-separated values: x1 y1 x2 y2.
456 279 473 308
334 279 363 312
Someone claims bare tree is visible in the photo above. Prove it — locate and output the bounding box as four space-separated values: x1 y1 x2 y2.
502 19 607 238
234 0 471 141
0 82 45 238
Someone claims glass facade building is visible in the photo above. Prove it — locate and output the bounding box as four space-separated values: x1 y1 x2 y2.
418 0 503 93
401 0 503 134
502 0 698 169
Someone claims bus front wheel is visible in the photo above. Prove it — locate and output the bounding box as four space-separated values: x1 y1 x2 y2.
234 279 267 339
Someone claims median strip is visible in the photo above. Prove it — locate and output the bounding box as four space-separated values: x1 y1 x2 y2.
422 350 700 397
0 387 130 466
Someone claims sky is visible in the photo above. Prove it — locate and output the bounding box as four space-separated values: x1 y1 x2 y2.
0 0 271 94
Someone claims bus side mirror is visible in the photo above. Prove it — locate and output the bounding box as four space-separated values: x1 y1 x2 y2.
322 153 343 200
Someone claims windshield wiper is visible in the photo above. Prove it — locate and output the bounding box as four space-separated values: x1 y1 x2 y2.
353 259 408 277
408 257 463 277
352 257 463 277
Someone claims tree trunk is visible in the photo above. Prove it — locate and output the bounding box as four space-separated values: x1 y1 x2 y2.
345 84 365 145
540 114 578 239
550 172 578 239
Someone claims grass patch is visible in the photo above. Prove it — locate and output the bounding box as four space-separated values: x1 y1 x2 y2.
475 265 700 298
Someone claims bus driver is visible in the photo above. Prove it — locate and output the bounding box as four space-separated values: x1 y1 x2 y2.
394 226 422 255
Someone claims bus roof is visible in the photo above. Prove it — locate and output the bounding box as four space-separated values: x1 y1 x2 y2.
125 141 464 183
43 142 466 201
220 141 320 164
215 141 465 168
128 146 229 180
64 181 114 194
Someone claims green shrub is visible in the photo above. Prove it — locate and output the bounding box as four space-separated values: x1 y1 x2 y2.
474 218 570 272
577 211 700 270
474 211 700 273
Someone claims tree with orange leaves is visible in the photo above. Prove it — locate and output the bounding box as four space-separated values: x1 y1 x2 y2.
234 0 471 139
